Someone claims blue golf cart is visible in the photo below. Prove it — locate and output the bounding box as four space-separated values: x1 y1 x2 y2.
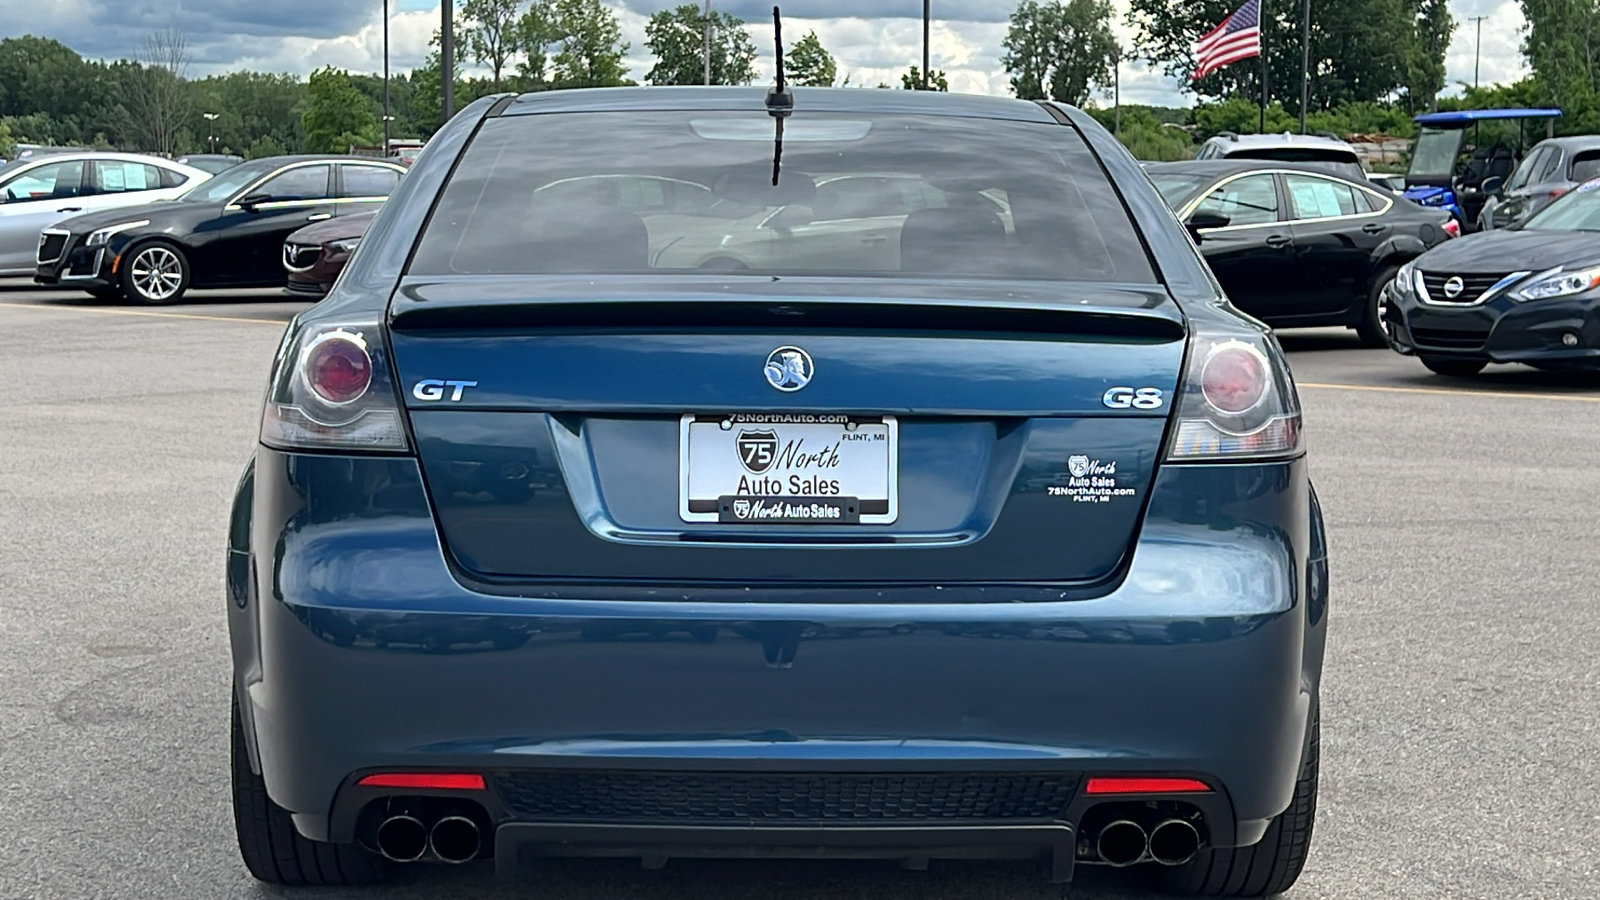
1405 108 1561 232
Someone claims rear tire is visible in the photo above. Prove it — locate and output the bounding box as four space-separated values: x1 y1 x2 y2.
1419 357 1487 377
1149 710 1318 897
1355 265 1397 348
120 241 190 305
232 696 389 885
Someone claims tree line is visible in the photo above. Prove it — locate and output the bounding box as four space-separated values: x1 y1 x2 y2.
0 0 1594 161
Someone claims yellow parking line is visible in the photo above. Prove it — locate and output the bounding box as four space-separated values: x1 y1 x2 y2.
0 303 287 327
1299 381 1600 403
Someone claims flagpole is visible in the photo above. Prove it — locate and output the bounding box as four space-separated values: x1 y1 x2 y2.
1298 0 1309 133
1259 1 1267 134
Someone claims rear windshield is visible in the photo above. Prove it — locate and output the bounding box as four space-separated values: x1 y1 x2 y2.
1226 148 1359 165
1147 172 1210 208
409 112 1155 283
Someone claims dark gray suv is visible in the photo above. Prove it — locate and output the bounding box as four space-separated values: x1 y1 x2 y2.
1478 135 1600 229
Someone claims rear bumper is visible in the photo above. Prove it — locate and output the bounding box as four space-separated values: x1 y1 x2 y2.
230 449 1326 861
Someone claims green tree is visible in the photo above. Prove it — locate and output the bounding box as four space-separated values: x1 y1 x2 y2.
1520 0 1600 132
462 0 527 90
1002 0 1119 105
0 120 15 158
0 36 98 122
1193 96 1296 136
548 0 630 87
516 1 555 85
1127 0 1415 115
644 4 758 85
901 65 949 90
786 31 837 86
1401 0 1452 112
302 66 379 152
124 30 192 154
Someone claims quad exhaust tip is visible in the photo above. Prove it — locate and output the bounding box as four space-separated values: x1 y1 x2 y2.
1095 819 1148 867
1148 818 1201 866
375 814 429 863
429 815 482 864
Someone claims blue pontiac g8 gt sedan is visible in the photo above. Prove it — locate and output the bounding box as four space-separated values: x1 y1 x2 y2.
226 87 1328 897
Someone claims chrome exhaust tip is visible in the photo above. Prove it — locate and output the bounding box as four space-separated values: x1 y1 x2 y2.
374 814 429 863
428 815 482 864
1095 819 1148 867
1148 818 1202 866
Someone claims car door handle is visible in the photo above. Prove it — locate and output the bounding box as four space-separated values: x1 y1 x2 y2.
1361 222 1387 234
56 207 81 213
306 213 333 222
1264 234 1291 249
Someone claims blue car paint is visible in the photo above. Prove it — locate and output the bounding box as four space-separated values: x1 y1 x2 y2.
229 448 1324 846
1404 184 1463 222
228 88 1328 871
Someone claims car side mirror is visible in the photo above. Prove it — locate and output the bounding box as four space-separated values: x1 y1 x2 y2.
1185 211 1231 241
1481 176 1504 196
236 193 271 210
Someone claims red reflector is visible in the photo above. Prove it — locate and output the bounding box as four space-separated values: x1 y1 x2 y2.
1550 187 1569 198
356 773 486 790
1084 777 1212 795
304 332 373 405
1443 219 1461 238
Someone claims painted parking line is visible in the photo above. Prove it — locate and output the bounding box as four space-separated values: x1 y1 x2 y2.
0 302 289 327
1299 381 1600 403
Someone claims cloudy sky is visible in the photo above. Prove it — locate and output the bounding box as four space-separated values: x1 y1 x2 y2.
6 0 1529 108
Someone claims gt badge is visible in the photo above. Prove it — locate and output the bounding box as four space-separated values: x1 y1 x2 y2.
412 379 478 401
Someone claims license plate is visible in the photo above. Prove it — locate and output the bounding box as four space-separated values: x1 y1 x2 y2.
679 414 898 524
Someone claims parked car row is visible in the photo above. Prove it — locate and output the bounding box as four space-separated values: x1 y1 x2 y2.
34 154 404 304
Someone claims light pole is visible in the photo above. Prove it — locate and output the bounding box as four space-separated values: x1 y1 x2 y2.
202 112 218 153
383 0 391 151
703 0 713 85
922 0 930 90
1469 15 1487 89
442 0 455 124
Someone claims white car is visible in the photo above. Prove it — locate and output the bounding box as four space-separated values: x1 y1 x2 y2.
0 152 212 276
1194 132 1367 183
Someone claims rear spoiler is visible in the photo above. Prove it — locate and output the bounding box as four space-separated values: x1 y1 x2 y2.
388 279 1188 342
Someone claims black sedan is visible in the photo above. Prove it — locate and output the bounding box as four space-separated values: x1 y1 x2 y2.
1148 161 1458 346
35 155 405 304
1385 178 1600 376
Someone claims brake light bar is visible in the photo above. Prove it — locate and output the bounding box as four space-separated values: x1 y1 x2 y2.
1084 776 1212 795
356 773 486 790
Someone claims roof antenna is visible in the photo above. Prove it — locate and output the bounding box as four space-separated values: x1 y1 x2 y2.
767 5 792 186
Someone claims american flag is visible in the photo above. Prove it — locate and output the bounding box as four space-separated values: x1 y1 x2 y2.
1192 0 1262 81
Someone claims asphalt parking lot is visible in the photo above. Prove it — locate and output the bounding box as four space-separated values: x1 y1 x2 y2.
2 280 1598 900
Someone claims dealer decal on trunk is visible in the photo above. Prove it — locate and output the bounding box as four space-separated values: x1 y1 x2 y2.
1049 455 1137 504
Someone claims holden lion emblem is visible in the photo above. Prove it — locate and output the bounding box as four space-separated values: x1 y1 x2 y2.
764 346 813 392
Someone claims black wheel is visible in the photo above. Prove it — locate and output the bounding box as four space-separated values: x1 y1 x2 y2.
1419 356 1487 377
120 240 190 305
85 287 123 302
232 696 389 885
1150 710 1318 897
1355 265 1397 348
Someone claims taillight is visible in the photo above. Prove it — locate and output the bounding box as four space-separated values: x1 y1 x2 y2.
1442 218 1460 238
1550 187 1569 199
260 319 409 453
1167 329 1302 462
1199 340 1268 415
302 331 373 405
